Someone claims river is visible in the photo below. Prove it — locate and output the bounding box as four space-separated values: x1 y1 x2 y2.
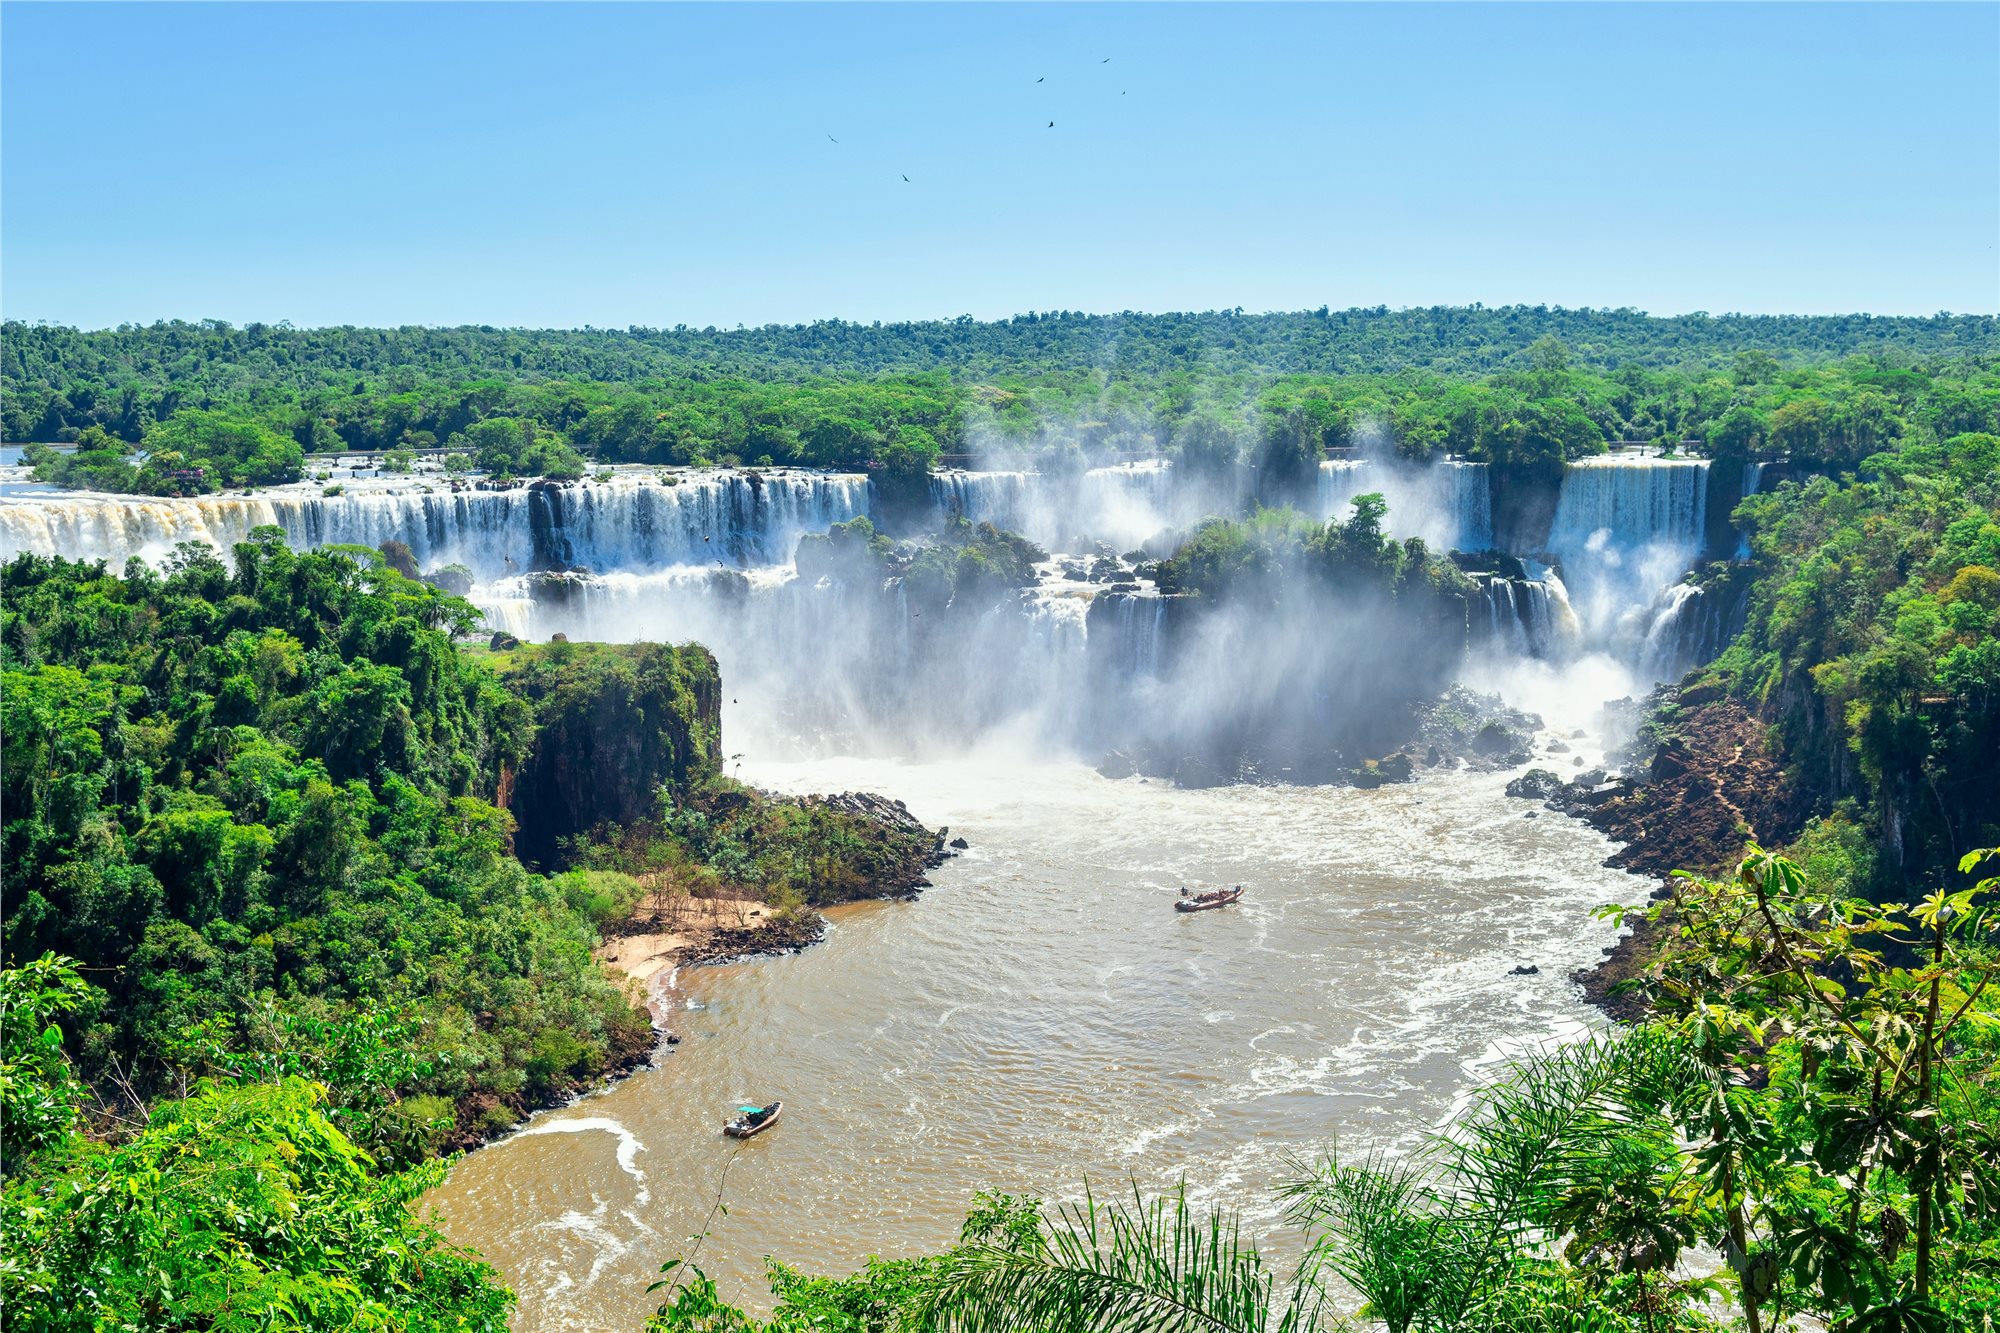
424 750 1639 1330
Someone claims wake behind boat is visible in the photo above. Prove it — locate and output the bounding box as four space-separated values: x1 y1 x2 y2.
1175 886 1244 912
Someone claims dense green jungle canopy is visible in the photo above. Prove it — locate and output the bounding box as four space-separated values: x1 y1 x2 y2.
6 309 1998 493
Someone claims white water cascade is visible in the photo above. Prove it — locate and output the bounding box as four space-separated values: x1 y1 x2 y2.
1734 461 1769 559
1472 562 1580 660
928 471 1032 530
0 470 870 579
1316 458 1494 552
929 461 1188 553
1542 456 1709 667
0 450 1762 759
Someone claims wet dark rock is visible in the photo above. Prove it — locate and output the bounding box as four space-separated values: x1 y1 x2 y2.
1510 964 1541 976
549 632 569 643
489 632 521 651
680 911 827 967
1506 768 1564 800
949 836 969 850
1375 753 1415 783
1574 781 1631 806
1173 756 1230 790
424 565 475 596
1096 750 1138 780
1472 722 1521 757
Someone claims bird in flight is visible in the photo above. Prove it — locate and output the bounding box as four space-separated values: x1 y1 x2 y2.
1036 76 1044 83
1047 120 1055 128
827 133 838 143
1101 57 1110 63
902 174 911 183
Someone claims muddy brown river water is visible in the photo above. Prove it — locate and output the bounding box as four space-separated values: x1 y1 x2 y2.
425 754 1639 1330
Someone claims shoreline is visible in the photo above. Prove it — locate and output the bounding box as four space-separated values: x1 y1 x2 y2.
440 798 949 1155
1556 688 1810 1021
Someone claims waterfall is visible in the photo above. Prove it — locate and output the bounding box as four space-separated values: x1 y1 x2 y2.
929 461 1182 553
1547 457 1709 563
1089 591 1169 680
1635 573 1752 684
1637 583 1706 682
929 471 1032 531
1471 562 1578 660
530 472 868 572
1541 457 1710 680
1069 461 1178 552
0 470 870 578
1316 458 1493 552
1734 461 1768 559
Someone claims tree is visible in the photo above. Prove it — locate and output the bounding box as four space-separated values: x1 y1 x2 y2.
0 952 94 1169
1 1068 516 1331
1616 846 2000 1329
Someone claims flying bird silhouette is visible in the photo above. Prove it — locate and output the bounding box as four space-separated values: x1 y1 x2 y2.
902 174 910 182
827 134 838 143
1047 120 1055 128
1036 76 1044 82
1101 57 1110 63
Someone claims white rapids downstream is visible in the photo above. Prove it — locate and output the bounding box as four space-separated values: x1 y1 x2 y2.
422 750 1642 1330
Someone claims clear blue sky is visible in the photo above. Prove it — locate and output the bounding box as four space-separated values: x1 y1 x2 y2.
4 2 1995 328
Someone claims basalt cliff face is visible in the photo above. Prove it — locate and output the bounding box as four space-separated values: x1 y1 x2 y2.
1554 687 1814 1018
501 641 723 868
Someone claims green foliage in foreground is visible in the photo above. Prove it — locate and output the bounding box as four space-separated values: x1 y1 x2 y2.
1 956 513 1332
650 849 2000 1333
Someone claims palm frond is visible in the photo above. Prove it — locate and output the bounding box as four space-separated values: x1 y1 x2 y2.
1430 1032 1677 1305
1279 1154 1463 1333
918 1181 1321 1333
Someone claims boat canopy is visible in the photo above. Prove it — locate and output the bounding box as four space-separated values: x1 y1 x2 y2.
737 1105 764 1114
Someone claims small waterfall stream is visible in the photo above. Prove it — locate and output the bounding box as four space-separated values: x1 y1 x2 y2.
1317 458 1494 552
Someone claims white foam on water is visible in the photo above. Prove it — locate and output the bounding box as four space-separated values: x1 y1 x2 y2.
505 1116 651 1204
